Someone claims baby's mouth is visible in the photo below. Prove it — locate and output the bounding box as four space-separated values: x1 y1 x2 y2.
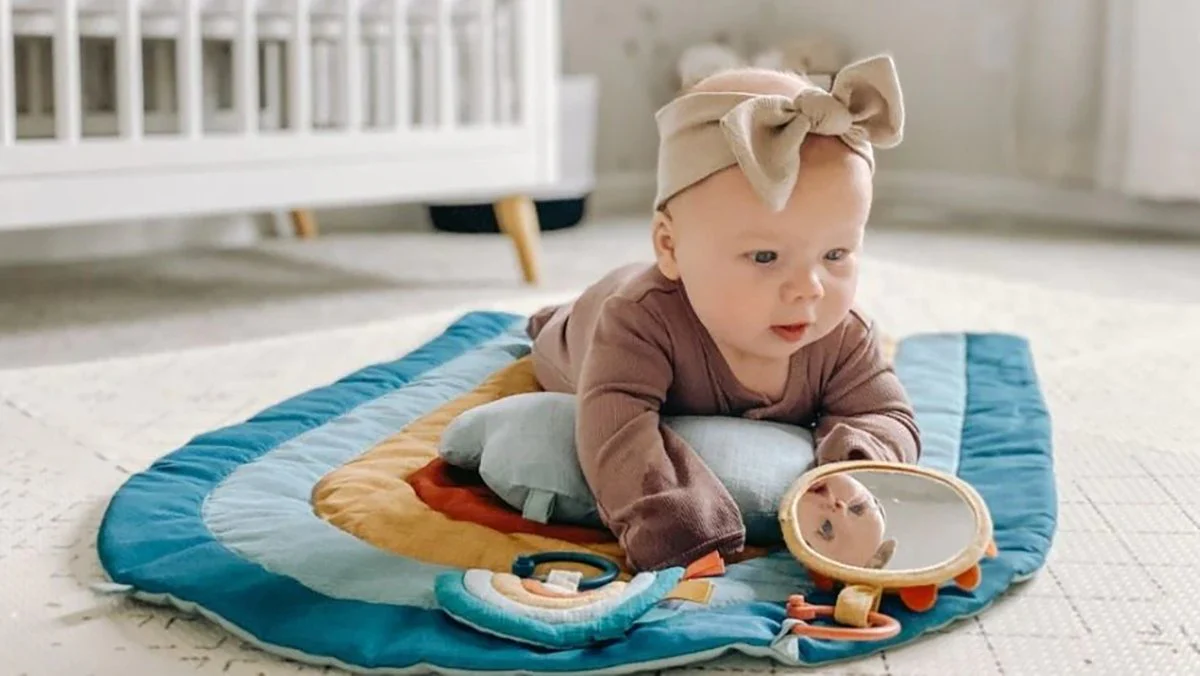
771 322 810 342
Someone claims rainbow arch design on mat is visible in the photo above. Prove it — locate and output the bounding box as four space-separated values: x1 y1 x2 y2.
96 311 1057 673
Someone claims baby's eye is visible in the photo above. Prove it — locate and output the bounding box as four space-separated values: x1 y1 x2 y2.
849 503 865 515
824 248 850 262
820 519 833 536
750 250 778 265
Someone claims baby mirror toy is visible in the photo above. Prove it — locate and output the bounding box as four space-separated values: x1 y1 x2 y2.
778 460 997 641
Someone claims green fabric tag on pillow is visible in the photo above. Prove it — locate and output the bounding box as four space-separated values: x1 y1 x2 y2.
522 489 556 524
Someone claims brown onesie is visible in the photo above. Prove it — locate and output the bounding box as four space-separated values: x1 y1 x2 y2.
527 263 921 571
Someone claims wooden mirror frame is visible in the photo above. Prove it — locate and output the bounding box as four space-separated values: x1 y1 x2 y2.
779 460 994 590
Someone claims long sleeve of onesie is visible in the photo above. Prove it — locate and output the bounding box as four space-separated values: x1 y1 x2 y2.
812 316 922 465
574 295 747 571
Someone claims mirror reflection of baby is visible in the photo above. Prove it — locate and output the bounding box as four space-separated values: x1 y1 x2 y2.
799 474 895 569
523 55 921 573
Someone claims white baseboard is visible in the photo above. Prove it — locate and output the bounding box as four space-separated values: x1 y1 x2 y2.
873 170 1200 236
590 169 1200 236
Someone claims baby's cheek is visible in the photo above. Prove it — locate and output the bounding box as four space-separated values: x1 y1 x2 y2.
824 265 859 293
692 284 743 327
820 275 858 318
709 275 765 319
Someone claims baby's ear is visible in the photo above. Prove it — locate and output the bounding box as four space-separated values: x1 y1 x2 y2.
651 210 681 281
865 538 896 569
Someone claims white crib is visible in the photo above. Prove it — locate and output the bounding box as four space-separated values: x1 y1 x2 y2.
0 0 559 282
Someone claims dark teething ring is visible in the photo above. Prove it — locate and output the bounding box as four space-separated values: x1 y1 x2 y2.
511 551 621 590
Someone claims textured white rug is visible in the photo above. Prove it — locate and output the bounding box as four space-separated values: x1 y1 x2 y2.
3 257 1200 675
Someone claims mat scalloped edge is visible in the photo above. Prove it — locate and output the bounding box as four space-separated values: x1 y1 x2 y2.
94 311 1056 674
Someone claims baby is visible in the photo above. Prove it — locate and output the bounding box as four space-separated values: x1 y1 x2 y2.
526 54 921 571
799 474 896 569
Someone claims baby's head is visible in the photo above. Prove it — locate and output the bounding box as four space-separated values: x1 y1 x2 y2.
650 56 903 364
799 473 895 569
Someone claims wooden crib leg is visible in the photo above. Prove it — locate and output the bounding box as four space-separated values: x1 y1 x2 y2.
290 209 319 239
493 195 542 285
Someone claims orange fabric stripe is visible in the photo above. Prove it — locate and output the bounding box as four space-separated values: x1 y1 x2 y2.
406 457 616 545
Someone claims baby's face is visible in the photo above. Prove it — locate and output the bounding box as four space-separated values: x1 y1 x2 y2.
798 474 890 568
655 135 872 367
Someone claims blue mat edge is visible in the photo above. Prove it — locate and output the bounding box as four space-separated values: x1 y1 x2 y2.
94 313 1057 673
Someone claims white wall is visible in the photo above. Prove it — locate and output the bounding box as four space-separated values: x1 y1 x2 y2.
566 0 1038 180
564 0 1108 204
566 0 1200 233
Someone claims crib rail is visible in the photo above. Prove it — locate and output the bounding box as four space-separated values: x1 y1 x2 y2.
0 0 560 229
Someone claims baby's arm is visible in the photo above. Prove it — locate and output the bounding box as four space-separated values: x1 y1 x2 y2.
814 317 921 465
575 296 745 571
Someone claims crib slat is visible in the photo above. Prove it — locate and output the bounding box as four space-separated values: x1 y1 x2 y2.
177 0 202 137
391 0 410 129
516 0 554 133
477 0 495 126
517 0 558 181
0 0 14 145
494 1 513 124
341 0 361 130
437 0 456 127
289 0 311 132
418 23 435 125
236 0 258 134
517 0 534 127
55 0 82 142
117 0 143 139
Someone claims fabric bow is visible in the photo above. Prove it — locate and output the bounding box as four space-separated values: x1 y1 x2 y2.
653 54 905 212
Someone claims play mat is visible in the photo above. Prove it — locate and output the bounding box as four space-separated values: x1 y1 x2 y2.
95 310 1056 673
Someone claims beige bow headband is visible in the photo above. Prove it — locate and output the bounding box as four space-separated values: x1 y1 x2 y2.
653 54 905 212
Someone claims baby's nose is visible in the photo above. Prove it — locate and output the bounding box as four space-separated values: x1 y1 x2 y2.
781 267 824 302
